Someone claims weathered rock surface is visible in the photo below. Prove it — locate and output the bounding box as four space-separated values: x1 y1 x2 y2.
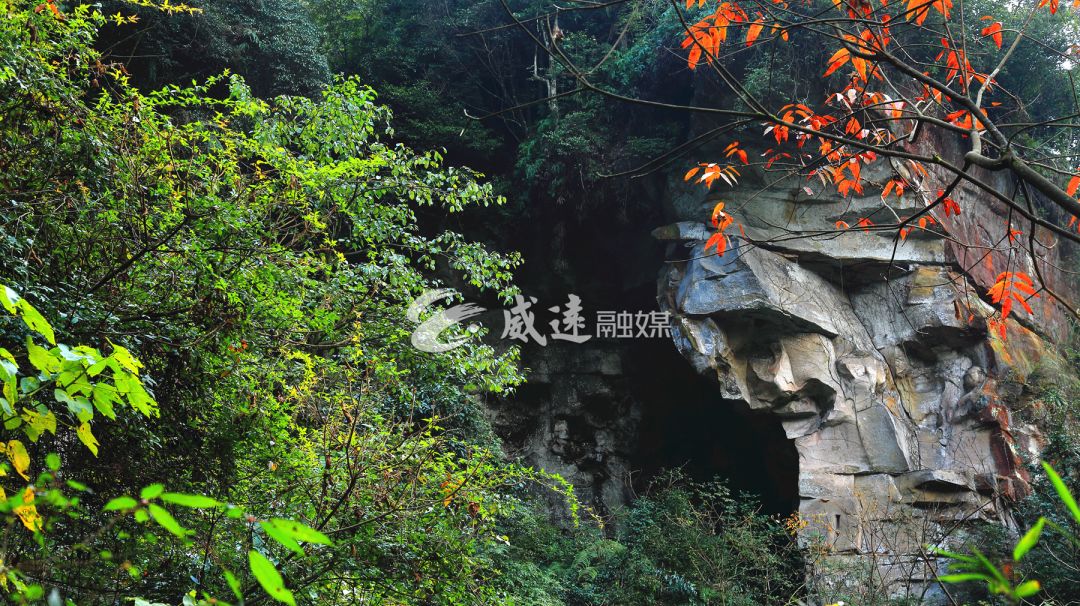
655 154 1069 600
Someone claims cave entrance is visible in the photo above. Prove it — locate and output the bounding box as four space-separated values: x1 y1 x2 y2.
628 342 799 516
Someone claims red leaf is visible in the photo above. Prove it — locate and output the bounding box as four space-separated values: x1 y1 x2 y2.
988 272 1039 325
1012 291 1034 315
705 232 728 256
746 19 764 46
980 21 1003 49
1067 173 1080 197
823 49 850 77
710 201 726 226
1037 0 1059 14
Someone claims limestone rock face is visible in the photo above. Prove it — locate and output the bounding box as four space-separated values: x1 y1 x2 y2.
486 344 642 512
656 160 1066 600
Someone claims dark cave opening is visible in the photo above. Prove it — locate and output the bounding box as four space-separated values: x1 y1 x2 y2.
627 341 799 517
486 197 801 519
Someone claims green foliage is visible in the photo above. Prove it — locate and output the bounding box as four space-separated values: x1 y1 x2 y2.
95 0 332 97
0 282 157 472
308 0 510 161
310 0 689 209
0 1 581 604
936 462 1080 604
494 474 803 605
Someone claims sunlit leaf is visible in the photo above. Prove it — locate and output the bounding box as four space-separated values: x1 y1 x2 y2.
1042 462 1080 526
249 550 295 606
161 493 221 508
104 496 139 511
140 484 165 500
6 440 30 480
148 503 188 537
76 422 99 456
1013 517 1045 561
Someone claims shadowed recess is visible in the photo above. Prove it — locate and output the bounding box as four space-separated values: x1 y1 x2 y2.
629 343 799 516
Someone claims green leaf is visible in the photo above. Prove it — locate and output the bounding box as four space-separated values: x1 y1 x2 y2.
1014 579 1041 598
104 496 139 511
248 550 295 606
937 573 992 583
1013 517 1046 561
5 439 30 479
160 493 221 508
0 285 20 314
57 390 93 422
91 384 117 420
76 422 99 456
26 338 59 373
971 548 1008 584
18 300 55 345
21 409 57 442
1042 462 1080 526
124 380 158 417
148 504 188 538
224 569 243 601
268 518 332 546
107 341 143 374
261 521 303 555
45 453 60 471
140 484 165 500
86 358 108 377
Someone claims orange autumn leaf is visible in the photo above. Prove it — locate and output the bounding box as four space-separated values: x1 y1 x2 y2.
33 0 63 19
980 19 1003 49
723 141 749 165
906 0 952 25
1037 0 1059 14
1066 172 1080 197
988 316 1007 339
705 231 729 256
988 272 1038 322
823 48 851 77
882 178 906 201
711 201 726 226
942 196 961 217
746 19 764 46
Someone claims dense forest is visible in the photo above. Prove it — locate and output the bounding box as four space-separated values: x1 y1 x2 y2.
1 0 1080 604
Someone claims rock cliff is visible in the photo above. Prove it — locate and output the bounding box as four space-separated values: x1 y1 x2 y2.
486 109 1074 600
654 137 1071 600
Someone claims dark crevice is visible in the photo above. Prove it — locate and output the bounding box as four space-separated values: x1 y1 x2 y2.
627 340 799 516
